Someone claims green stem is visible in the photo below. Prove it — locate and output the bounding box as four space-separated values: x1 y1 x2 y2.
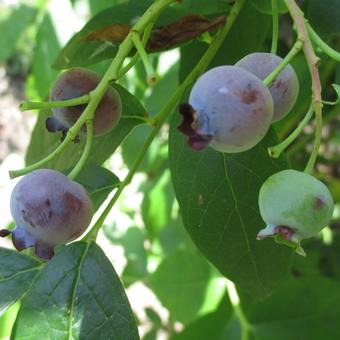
225 280 253 340
131 30 157 84
68 121 94 180
10 132 74 178
284 0 323 174
20 94 90 111
271 0 279 54
287 103 340 157
305 103 323 173
83 0 246 242
263 39 303 86
118 22 154 78
308 24 340 62
10 0 175 179
268 103 314 158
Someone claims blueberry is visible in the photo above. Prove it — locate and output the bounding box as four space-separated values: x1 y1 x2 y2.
178 66 274 153
257 169 334 256
2 169 93 259
48 68 122 137
236 52 299 122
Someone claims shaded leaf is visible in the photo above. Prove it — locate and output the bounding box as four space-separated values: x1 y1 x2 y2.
141 170 175 239
149 248 225 324
250 0 287 14
74 163 120 212
0 248 41 315
242 277 340 340
13 242 139 339
0 5 37 63
145 308 162 326
172 295 233 340
103 226 148 287
25 83 147 171
32 13 60 99
307 0 340 38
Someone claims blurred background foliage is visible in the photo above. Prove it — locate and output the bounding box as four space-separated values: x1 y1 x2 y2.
0 0 339 339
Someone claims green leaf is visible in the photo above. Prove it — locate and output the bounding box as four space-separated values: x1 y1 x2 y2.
242 277 340 340
25 83 148 171
53 2 150 69
0 5 37 63
12 242 139 339
141 170 175 238
103 226 148 287
170 0 232 16
169 125 292 297
0 302 20 339
0 248 41 315
145 307 162 326
32 13 60 99
307 0 340 37
149 248 225 324
250 0 287 14
89 0 121 16
73 163 120 211
53 0 232 69
121 124 167 174
169 1 290 298
171 295 233 340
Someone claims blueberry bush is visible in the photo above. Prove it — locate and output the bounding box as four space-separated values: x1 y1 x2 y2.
0 0 339 339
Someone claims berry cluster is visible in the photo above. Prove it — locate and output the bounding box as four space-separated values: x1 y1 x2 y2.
1 68 122 259
178 52 298 153
178 52 334 255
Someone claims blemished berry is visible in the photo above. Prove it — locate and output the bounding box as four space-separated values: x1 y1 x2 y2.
236 52 299 122
178 65 274 153
1 169 93 259
257 169 334 256
46 68 122 137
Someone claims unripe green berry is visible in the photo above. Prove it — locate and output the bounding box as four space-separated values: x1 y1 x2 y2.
257 169 334 256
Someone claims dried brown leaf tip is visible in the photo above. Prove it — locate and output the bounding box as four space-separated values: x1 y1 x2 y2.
148 14 226 52
81 15 226 51
82 23 131 43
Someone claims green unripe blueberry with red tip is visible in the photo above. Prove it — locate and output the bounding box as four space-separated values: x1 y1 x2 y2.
257 169 334 256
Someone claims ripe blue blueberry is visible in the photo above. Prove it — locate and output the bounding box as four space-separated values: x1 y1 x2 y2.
1 169 93 259
236 52 299 122
178 65 274 153
257 169 334 256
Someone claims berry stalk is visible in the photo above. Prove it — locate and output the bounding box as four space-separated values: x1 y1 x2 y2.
84 0 247 242
270 0 279 54
9 0 176 179
284 0 323 174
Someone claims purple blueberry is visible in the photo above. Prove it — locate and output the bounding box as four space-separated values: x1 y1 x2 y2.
236 52 299 122
48 68 122 136
2 169 93 259
178 65 274 153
